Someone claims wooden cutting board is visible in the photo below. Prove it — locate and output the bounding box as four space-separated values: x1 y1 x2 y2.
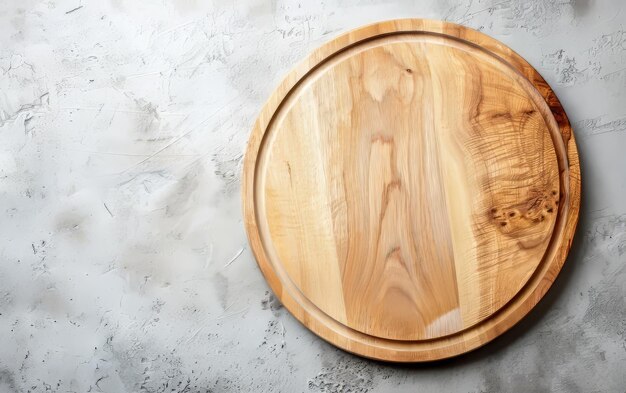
242 19 580 362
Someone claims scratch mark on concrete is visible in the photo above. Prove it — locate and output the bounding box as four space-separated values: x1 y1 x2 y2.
224 247 244 268
65 6 83 14
119 96 239 174
215 307 249 320
103 203 114 218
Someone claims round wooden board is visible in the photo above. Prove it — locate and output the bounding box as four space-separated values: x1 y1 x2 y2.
242 19 580 362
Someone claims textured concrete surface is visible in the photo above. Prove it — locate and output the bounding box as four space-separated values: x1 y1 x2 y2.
0 0 625 392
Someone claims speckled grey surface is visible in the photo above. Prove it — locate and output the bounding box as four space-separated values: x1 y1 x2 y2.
0 1 625 392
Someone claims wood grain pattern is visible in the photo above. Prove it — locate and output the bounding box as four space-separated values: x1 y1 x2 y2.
243 19 580 361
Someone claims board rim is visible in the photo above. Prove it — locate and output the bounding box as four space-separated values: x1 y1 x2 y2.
242 18 581 362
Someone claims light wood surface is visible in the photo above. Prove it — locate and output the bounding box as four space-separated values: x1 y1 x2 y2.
242 19 580 362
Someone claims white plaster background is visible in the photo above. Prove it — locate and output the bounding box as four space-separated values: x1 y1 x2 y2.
0 0 625 392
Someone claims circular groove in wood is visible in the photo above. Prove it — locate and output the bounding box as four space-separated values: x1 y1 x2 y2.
242 19 581 362
259 33 562 340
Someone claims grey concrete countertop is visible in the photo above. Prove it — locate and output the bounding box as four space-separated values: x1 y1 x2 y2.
1 1 625 392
